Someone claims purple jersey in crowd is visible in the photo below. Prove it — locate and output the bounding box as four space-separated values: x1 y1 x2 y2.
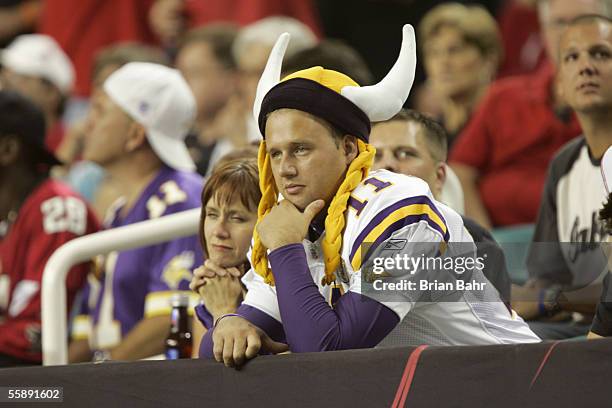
72 166 203 350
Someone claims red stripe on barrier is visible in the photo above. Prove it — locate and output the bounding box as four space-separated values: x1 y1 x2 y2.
391 345 428 408
529 341 560 389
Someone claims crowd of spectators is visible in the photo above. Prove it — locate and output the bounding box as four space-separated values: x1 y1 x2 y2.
1 0 612 368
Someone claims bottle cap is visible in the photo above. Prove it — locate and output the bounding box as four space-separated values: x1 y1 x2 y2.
169 292 190 308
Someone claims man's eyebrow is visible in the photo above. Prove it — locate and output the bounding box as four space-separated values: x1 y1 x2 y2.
290 141 315 147
266 140 314 151
393 145 419 153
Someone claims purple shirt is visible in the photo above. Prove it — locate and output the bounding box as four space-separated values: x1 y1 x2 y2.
75 166 204 349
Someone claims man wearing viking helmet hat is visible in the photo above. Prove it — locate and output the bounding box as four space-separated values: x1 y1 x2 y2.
197 25 540 367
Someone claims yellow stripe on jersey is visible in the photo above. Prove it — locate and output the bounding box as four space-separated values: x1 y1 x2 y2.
70 314 92 340
144 290 199 318
350 203 448 271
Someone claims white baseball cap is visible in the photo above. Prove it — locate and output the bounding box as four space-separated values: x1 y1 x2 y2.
1 34 74 94
103 62 197 172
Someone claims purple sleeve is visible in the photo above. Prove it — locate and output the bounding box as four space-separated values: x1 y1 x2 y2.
194 304 213 329
269 243 399 352
198 304 286 359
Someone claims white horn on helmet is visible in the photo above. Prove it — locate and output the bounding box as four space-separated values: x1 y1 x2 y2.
252 32 291 130
340 24 416 122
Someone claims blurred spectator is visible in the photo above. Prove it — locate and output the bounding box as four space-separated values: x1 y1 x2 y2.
211 145 259 169
67 63 203 362
37 0 156 107
448 0 606 229
0 0 40 48
497 0 547 77
59 43 169 220
282 39 373 86
175 23 240 176
0 34 74 153
233 16 317 143
370 109 511 302
0 91 99 367
514 14 612 339
418 3 502 145
316 0 503 106
190 155 260 356
58 42 169 166
148 0 320 47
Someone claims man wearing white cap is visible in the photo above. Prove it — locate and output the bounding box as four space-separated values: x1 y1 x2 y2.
0 34 74 153
68 62 204 362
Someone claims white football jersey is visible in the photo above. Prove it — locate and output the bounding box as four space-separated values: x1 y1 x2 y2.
243 170 540 346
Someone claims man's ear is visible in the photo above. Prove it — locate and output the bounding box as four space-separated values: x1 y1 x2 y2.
0 136 20 166
125 122 148 152
342 135 359 163
434 162 447 197
437 162 447 183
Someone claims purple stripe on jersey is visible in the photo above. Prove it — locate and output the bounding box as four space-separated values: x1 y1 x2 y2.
349 196 449 263
361 215 443 267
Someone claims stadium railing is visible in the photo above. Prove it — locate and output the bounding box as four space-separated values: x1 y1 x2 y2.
41 208 201 366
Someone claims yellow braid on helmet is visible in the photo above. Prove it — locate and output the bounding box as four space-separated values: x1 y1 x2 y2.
252 140 278 285
251 138 375 286
321 139 375 285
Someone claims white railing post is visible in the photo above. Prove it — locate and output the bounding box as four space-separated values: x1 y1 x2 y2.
41 208 201 366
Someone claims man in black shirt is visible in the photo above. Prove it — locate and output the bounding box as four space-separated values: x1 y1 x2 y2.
370 109 511 302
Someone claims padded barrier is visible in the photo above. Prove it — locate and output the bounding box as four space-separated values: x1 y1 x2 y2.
0 337 610 407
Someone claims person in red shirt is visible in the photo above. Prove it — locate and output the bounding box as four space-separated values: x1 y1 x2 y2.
0 91 99 367
496 0 547 78
37 0 157 98
148 0 321 47
448 0 608 229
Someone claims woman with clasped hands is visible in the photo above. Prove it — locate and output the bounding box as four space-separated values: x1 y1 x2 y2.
189 156 264 356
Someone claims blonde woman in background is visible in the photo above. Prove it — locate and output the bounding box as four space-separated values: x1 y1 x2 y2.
418 3 502 146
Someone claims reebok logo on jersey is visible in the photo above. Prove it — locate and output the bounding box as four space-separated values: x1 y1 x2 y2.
383 239 407 251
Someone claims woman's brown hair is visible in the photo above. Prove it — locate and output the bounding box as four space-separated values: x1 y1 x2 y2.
198 156 260 258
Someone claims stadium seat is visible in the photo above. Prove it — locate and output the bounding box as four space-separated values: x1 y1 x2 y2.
491 224 535 285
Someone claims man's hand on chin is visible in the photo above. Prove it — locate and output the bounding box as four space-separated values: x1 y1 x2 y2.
256 199 325 250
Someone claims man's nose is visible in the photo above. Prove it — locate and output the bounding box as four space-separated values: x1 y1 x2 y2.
279 155 297 178
578 55 598 77
374 152 397 172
